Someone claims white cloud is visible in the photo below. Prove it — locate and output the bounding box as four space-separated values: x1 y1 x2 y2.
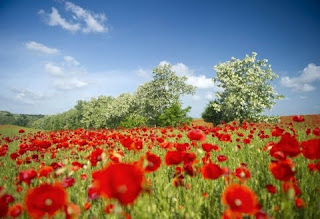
54 79 88 90
45 63 64 76
64 56 80 66
11 88 46 105
187 75 215 89
192 95 201 101
40 7 81 32
25 41 59 54
39 2 107 33
136 68 150 78
65 2 107 33
205 93 215 100
158 61 220 90
280 63 320 92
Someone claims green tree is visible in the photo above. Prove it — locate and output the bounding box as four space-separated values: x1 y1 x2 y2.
134 64 196 125
210 52 283 123
157 103 192 127
201 100 224 125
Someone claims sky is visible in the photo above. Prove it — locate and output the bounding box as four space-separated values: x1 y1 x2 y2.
0 0 320 118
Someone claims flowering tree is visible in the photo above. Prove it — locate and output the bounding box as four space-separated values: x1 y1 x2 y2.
209 52 283 124
134 64 196 125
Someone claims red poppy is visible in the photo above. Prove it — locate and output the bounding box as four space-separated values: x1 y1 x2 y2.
0 196 8 217
269 160 295 181
25 183 67 218
61 177 75 188
219 134 231 142
292 115 304 122
19 169 37 185
295 198 306 208
301 139 320 160
217 155 227 162
145 151 161 172
235 166 251 181
270 133 300 159
92 163 144 205
313 127 320 137
8 203 23 218
38 166 54 178
165 151 185 165
202 143 219 152
18 129 25 133
201 163 223 180
87 186 100 201
222 184 259 215
90 148 103 167
265 184 277 194
187 129 206 141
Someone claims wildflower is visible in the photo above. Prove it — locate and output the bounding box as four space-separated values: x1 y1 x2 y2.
222 184 259 215
25 183 67 218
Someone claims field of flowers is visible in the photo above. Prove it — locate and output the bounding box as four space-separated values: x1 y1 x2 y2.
0 115 320 218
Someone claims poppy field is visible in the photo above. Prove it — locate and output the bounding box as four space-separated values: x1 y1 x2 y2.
0 115 320 219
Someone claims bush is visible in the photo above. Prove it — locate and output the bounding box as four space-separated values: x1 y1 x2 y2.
201 101 224 126
119 114 147 128
157 103 192 127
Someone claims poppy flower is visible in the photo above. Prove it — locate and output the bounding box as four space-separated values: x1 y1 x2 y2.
144 151 161 172
301 139 320 160
187 129 206 141
202 143 218 152
90 148 103 167
8 203 23 218
217 155 227 162
235 166 251 181
269 160 295 181
25 183 67 218
222 184 259 215
92 163 143 205
165 151 185 165
270 133 300 159
265 184 277 194
19 169 37 185
201 163 223 180
292 115 304 122
61 177 75 188
38 166 54 178
0 196 8 217
18 129 25 133
295 198 306 208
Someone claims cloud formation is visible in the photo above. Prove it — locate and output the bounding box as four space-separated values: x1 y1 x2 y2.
25 41 59 54
159 61 219 89
280 63 320 92
11 88 47 105
39 2 108 33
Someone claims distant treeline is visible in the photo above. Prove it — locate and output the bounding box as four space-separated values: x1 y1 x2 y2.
0 111 45 127
1 64 194 130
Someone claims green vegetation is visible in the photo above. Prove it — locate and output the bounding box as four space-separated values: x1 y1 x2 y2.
0 111 44 127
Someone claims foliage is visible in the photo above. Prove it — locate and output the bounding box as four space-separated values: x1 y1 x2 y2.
119 114 147 128
134 64 196 125
0 111 44 127
201 101 224 125
211 52 284 123
157 103 192 127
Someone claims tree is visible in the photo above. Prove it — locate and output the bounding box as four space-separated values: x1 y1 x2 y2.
157 103 192 127
134 64 196 125
209 52 283 124
201 100 224 125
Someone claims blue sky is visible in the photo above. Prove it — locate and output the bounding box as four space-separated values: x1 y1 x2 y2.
0 0 319 117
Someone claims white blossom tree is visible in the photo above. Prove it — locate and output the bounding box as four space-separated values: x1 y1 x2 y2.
134 64 196 125
210 52 283 124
